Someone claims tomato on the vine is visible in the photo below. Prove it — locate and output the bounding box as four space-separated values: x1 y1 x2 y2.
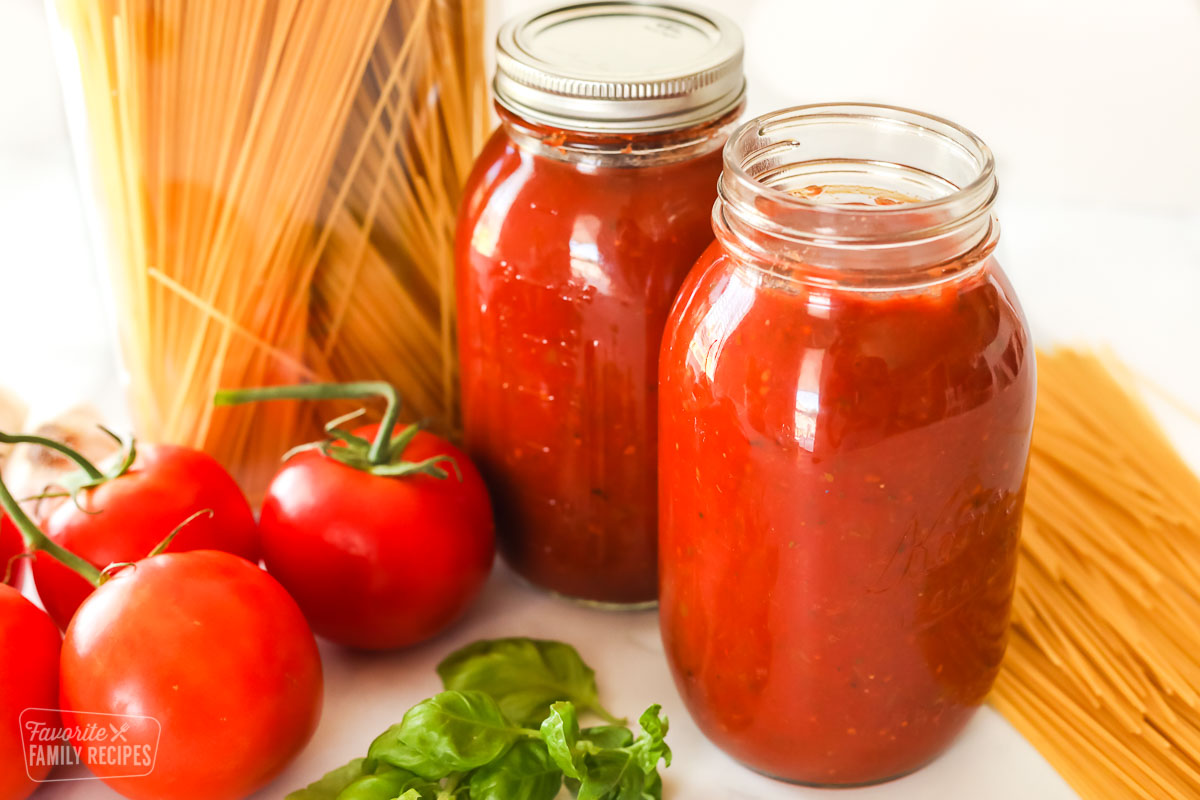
1 464 322 800
0 584 60 800
58 550 323 800
216 382 495 650
11 437 260 629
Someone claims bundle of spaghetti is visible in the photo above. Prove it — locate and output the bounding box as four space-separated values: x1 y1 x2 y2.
51 0 488 495
992 349 1200 798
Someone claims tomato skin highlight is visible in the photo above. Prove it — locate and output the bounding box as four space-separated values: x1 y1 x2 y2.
31 444 259 629
58 550 322 800
0 515 23 590
259 425 495 650
0 584 61 800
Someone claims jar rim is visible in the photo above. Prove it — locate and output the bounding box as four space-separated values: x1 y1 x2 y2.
721 103 996 224
714 103 1001 285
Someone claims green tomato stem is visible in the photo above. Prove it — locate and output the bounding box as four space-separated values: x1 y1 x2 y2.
2 552 32 585
214 381 402 466
0 432 104 481
147 508 214 558
0 459 103 587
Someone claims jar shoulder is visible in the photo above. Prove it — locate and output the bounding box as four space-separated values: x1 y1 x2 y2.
459 126 725 237
456 127 724 299
667 252 1032 362
661 253 1036 448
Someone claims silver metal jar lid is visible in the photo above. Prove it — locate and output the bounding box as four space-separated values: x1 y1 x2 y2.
494 2 746 134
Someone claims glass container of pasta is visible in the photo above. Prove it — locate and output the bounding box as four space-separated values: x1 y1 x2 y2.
46 0 489 498
455 2 746 607
659 104 1036 785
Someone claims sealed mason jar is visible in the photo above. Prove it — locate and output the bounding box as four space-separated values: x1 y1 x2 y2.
456 2 745 606
659 105 1035 784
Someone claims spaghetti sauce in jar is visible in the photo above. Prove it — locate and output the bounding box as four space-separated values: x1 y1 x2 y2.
659 105 1035 784
456 3 745 606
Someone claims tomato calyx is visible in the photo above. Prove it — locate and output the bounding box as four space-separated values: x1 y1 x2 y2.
0 426 137 512
0 432 105 587
0 430 211 591
214 381 463 481
291 410 464 480
90 509 216 587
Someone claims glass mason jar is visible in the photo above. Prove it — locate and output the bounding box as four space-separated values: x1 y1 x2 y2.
659 105 1036 785
456 2 745 606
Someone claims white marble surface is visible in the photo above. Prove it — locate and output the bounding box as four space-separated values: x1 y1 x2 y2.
3 0 1200 797
30 564 1071 800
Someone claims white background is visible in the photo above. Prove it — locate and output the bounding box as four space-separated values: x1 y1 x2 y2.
2 0 1198 797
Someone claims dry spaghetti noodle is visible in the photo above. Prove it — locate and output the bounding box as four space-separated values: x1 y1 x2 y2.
51 0 488 495
994 349 1200 798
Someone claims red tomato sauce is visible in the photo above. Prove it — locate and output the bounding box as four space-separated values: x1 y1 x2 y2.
456 114 731 604
659 243 1035 784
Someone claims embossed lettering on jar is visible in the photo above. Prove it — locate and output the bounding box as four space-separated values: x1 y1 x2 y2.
659 104 1036 785
456 2 746 606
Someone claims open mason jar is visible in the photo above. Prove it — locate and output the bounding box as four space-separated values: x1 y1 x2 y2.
659 104 1036 785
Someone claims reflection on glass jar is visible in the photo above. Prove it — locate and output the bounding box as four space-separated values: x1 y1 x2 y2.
456 2 745 606
659 104 1035 785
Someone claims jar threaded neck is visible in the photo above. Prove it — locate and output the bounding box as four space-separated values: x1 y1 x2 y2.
715 104 999 287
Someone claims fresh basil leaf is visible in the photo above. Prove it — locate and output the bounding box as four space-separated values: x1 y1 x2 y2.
641 770 663 800
437 638 618 726
539 701 583 779
578 726 634 751
637 706 667 741
631 705 672 773
366 725 423 775
468 739 563 800
576 750 645 800
285 758 369 800
335 767 437 800
574 706 671 800
367 690 522 779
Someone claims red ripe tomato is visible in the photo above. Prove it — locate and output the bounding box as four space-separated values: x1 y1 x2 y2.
0 584 61 800
259 424 494 650
31 444 259 629
0 514 23 590
59 550 322 800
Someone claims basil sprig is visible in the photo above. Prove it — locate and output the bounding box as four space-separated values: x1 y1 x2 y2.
368 691 524 779
287 638 671 800
437 638 623 726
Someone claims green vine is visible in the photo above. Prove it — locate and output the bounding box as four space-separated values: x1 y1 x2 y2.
214 381 460 480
